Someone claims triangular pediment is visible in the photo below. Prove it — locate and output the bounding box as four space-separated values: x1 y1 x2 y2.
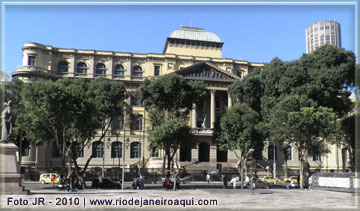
175 62 238 82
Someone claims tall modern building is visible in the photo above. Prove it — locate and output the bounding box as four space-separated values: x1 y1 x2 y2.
305 20 341 54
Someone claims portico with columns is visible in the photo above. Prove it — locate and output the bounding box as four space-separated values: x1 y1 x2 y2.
175 62 240 169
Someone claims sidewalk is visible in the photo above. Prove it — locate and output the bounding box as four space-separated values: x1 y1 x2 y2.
1 187 357 210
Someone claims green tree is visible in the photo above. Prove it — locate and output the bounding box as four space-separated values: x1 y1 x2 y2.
21 79 97 185
4 79 29 167
86 77 127 177
260 46 355 189
20 78 127 187
217 104 264 189
148 119 196 171
136 74 207 177
270 95 336 189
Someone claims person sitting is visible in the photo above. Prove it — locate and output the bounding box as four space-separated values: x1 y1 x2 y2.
165 177 171 189
132 178 138 189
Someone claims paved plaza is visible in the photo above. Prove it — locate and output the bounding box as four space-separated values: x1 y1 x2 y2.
0 182 358 210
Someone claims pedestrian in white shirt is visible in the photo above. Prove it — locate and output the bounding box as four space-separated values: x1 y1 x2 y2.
230 176 237 189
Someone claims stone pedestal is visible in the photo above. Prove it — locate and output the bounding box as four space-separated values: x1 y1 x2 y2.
0 143 28 194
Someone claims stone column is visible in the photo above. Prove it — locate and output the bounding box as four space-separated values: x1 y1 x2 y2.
228 92 232 108
210 89 216 128
125 59 132 80
89 55 95 78
108 56 113 79
70 54 75 77
191 104 197 128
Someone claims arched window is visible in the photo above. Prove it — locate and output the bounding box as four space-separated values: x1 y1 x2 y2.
76 62 87 74
57 61 69 73
111 142 122 158
92 141 104 158
95 63 106 75
114 64 125 76
130 142 141 158
132 65 143 77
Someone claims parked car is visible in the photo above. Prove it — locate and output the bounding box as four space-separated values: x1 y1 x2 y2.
284 176 299 184
141 176 157 184
258 176 282 185
39 173 60 184
253 179 271 189
91 177 121 189
161 176 185 184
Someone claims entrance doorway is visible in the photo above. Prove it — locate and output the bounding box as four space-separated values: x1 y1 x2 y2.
198 142 210 162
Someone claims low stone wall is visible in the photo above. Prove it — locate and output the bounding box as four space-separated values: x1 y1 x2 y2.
312 172 357 192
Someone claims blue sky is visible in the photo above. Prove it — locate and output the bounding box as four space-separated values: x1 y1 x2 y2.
3 2 357 77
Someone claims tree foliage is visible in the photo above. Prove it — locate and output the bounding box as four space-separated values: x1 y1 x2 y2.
217 104 264 188
148 120 196 170
136 73 207 176
137 74 207 119
19 78 127 187
228 45 355 189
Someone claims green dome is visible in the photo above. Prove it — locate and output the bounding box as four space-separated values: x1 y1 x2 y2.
169 26 221 42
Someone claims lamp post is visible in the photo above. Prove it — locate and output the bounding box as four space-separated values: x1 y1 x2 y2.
102 137 111 178
122 137 129 191
273 141 277 180
116 134 120 179
249 148 254 195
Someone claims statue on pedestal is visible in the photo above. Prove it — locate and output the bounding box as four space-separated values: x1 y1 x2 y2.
0 100 13 143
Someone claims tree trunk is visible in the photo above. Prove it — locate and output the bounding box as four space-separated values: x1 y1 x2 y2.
336 139 339 173
240 157 246 189
299 149 304 190
166 150 171 170
303 149 310 188
72 156 86 189
162 150 166 176
284 159 288 179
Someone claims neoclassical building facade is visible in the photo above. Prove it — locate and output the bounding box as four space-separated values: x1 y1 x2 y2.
12 26 350 178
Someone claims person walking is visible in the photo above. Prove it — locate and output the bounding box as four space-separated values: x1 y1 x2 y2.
51 175 55 187
221 174 227 189
308 175 313 190
206 173 211 184
230 176 237 189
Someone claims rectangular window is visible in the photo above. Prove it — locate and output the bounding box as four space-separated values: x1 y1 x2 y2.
21 143 30 157
28 56 36 66
131 114 143 131
75 143 84 158
154 65 160 77
113 115 123 130
131 96 142 106
52 141 61 158
236 71 242 78
286 147 292 161
268 145 277 161
313 153 321 161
